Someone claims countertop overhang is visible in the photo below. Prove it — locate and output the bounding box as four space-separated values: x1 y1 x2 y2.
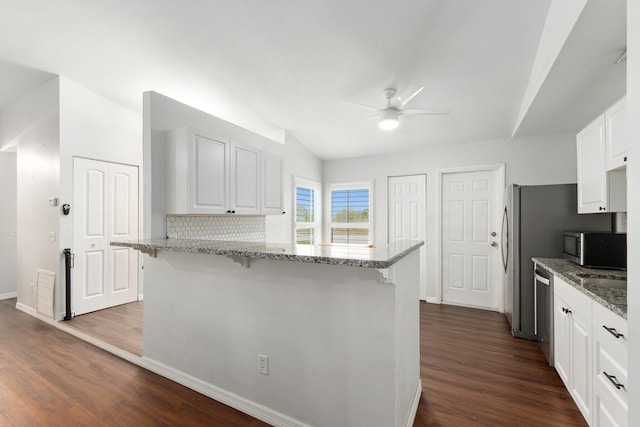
532 257 627 318
111 238 424 269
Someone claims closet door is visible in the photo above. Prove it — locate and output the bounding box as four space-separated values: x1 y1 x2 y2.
73 158 139 316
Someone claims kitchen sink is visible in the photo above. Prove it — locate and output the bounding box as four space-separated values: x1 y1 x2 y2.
576 274 627 290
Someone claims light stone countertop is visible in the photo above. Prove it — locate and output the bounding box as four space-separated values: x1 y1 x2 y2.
111 238 424 269
532 257 627 318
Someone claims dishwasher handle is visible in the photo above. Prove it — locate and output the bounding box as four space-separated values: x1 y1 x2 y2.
535 272 550 286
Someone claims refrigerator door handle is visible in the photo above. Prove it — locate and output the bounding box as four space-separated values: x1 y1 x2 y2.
534 275 537 336
501 207 509 271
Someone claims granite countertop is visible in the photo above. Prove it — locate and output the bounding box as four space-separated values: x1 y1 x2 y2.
111 238 424 269
532 257 627 318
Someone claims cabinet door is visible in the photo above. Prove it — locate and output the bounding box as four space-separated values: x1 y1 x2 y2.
577 114 608 213
594 381 627 427
606 97 627 171
261 152 284 215
554 294 571 387
570 310 593 422
189 134 229 214
231 143 260 215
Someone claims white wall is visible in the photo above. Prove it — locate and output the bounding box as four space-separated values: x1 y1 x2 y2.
142 250 419 427
143 91 322 242
626 0 639 424
0 152 17 299
0 78 60 310
323 133 578 301
58 77 143 314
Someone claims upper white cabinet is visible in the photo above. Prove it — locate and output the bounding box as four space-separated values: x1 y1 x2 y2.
577 115 607 213
577 102 627 214
230 143 260 215
605 97 628 171
190 133 230 214
166 127 284 215
261 152 284 215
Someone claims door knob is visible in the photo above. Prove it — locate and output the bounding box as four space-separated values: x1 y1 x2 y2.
491 232 497 237
491 241 498 247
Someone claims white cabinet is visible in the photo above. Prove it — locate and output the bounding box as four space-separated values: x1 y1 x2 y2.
554 276 593 423
553 275 629 427
166 127 284 215
230 143 260 215
190 133 230 214
605 97 628 171
592 301 628 426
261 151 284 215
577 104 627 214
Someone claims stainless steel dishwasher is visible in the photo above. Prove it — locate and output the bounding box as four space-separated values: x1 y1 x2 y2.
534 263 553 366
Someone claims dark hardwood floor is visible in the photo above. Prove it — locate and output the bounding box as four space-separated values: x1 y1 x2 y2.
67 300 143 356
0 299 586 426
0 298 269 427
414 303 587 426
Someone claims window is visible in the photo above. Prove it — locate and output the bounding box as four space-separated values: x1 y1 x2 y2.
328 182 372 245
294 178 321 244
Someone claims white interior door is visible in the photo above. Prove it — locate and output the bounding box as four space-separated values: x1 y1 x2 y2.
73 158 139 316
441 169 500 310
388 175 426 300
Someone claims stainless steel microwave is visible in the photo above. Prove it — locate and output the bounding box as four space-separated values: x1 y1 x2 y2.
562 232 627 270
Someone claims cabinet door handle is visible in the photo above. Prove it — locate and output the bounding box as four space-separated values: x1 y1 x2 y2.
624 156 627 162
562 307 572 315
603 372 625 390
226 210 231 214
603 325 624 339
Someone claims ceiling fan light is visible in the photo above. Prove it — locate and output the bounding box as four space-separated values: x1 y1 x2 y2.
379 108 399 130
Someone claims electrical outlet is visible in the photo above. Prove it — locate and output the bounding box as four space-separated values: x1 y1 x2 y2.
258 354 269 375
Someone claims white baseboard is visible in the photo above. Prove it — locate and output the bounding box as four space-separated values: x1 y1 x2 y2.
425 296 439 304
138 293 144 301
0 291 17 300
14 302 308 427
405 380 423 427
142 358 309 427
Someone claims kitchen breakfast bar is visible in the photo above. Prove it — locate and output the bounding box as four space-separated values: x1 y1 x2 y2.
111 239 424 427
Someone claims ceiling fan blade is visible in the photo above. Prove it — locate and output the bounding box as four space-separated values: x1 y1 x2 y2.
396 85 424 107
400 108 451 116
340 99 380 112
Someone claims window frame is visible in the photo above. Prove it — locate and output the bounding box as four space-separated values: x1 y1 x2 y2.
325 181 374 246
293 177 322 245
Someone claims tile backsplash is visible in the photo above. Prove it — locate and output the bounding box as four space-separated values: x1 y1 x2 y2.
166 215 266 242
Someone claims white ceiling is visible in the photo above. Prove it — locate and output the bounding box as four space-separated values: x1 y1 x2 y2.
0 0 627 160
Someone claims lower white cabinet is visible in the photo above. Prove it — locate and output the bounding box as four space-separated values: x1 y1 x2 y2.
592 301 628 426
553 275 628 427
554 276 592 422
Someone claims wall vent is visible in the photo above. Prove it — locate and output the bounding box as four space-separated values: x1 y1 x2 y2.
36 270 56 319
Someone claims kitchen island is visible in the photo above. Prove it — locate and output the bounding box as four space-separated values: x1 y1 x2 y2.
112 239 423 427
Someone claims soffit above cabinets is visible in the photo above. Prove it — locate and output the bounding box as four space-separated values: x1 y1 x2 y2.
513 0 627 137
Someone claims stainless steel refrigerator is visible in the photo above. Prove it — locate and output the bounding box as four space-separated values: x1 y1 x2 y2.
502 184 611 340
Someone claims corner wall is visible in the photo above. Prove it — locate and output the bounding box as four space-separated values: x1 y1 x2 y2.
143 91 322 243
625 0 639 424
0 78 60 310
323 133 578 301
58 77 143 314
0 152 17 298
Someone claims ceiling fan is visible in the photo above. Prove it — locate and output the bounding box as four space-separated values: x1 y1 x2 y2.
344 85 450 130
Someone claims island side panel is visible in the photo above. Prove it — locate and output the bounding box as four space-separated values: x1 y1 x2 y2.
142 251 401 427
392 250 422 426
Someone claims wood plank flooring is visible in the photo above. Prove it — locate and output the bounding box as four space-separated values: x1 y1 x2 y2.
0 299 586 426
414 303 587 426
67 300 143 356
0 299 269 427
